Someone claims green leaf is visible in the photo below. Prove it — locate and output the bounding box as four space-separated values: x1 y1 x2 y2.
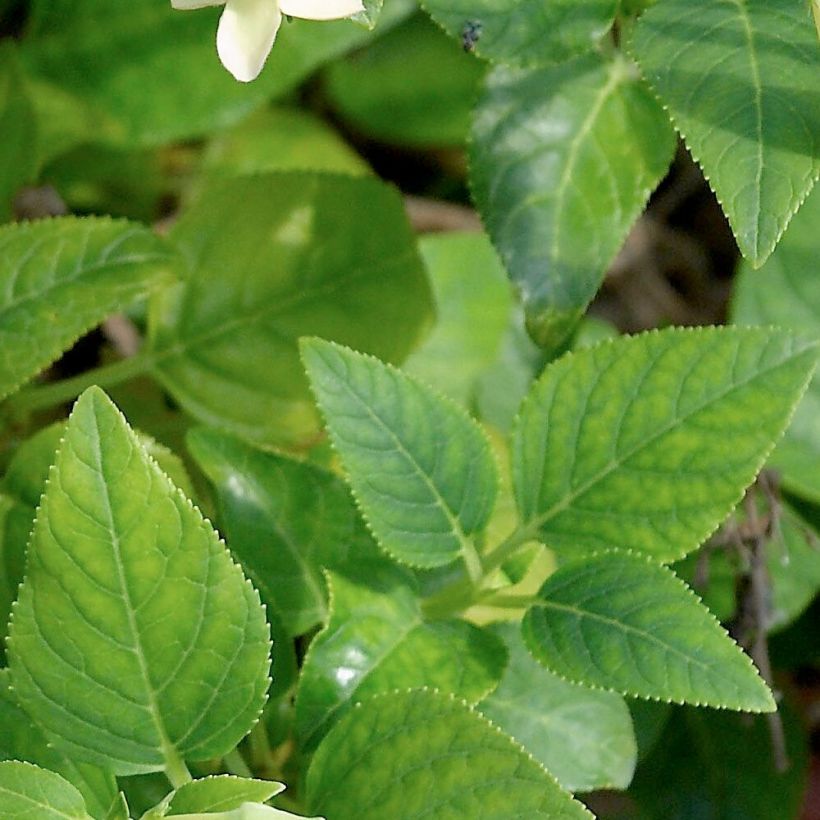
629 0 820 265
167 776 283 814
512 326 818 561
306 689 591 819
522 551 775 711
405 232 511 405
732 189 820 501
478 623 636 792
8 387 271 776
324 13 485 147
148 173 433 449
422 0 617 66
295 560 507 750
470 54 675 349
104 793 130 820
0 217 178 402
0 670 117 819
0 761 91 819
301 339 497 574
188 427 376 637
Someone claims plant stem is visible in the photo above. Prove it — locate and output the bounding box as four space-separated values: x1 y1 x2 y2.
481 525 537 575
223 747 253 778
476 591 541 610
6 351 154 415
164 750 192 789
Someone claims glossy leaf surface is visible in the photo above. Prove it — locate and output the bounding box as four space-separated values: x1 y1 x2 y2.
422 0 616 66
732 190 820 501
0 217 177 401
166 776 283 814
512 327 818 560
522 552 775 711
149 174 433 448
301 339 496 572
306 689 592 819
630 0 820 264
8 388 271 775
478 623 636 792
0 761 91 819
471 54 675 349
295 561 507 749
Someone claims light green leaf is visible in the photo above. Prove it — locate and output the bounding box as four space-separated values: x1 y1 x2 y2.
732 189 820 501
171 805 321 820
148 173 433 449
104 794 130 820
512 326 818 561
8 388 271 776
470 54 675 349
188 427 376 637
295 560 507 750
0 217 178 402
0 761 91 819
167 776 284 814
301 339 497 573
422 0 617 66
629 0 820 265
478 623 636 792
324 13 485 147
522 551 775 711
0 670 117 819
405 232 511 405
306 689 591 819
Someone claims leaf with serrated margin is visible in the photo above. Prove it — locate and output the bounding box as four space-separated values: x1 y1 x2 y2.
422 0 617 66
148 173 433 449
732 189 820 502
478 622 636 792
0 670 116 819
512 326 818 561
166 776 283 814
0 761 91 819
522 552 775 711
0 217 177 402
301 338 497 573
306 689 591 819
629 0 820 265
471 54 675 350
295 560 507 750
7 387 271 776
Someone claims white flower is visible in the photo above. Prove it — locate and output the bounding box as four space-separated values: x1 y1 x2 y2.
172 0 365 83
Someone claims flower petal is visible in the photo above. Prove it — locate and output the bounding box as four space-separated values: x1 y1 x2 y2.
217 0 282 82
171 0 224 9
279 0 363 21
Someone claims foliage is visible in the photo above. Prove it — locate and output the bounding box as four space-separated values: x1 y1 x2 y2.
0 0 817 818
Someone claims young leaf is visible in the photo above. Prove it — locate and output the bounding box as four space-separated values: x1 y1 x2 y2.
148 173 433 449
732 189 820 502
470 54 675 349
522 551 775 712
104 793 130 820
0 761 91 820
512 326 818 561
0 217 177 402
166 776 283 814
8 387 271 776
301 338 497 574
306 689 592 819
295 560 507 750
422 0 617 66
629 0 820 265
478 623 637 792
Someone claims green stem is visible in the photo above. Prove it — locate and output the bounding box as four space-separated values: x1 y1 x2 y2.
223 747 253 778
476 591 541 610
6 351 153 415
248 721 273 773
421 574 477 620
481 525 537 575
164 751 192 789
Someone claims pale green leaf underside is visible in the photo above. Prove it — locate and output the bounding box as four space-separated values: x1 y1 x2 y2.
148 173 432 449
422 0 616 66
8 388 270 775
0 761 90 820
732 189 820 502
295 561 507 750
470 54 675 349
301 338 497 570
523 552 775 711
630 0 820 265
0 217 177 402
306 689 592 819
512 326 818 561
479 623 636 793
167 776 284 814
